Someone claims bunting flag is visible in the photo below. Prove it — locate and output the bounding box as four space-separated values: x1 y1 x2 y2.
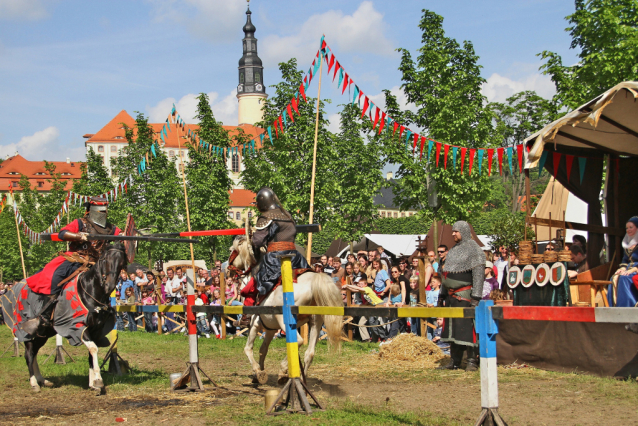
506 147 513 174
419 136 426 159
553 152 562 174
538 151 548 178
460 147 467 173
412 132 418 153
578 157 586 184
497 148 504 175
393 121 399 137
435 142 442 167
487 148 494 176
443 144 450 169
378 112 387 135
565 154 575 181
361 97 370 119
428 140 434 160
477 149 484 175
452 146 458 171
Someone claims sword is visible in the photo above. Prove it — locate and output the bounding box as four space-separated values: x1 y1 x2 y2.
40 233 200 244
149 224 321 237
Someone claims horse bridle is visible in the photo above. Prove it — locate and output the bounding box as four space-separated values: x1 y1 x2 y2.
80 246 125 311
227 250 252 278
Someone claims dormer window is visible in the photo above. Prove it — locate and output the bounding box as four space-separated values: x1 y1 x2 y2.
61 172 72 176
34 172 46 176
8 171 19 175
114 136 123 140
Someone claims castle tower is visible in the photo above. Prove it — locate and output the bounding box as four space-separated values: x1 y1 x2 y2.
237 4 267 126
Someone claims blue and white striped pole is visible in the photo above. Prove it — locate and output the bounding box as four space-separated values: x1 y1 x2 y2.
475 300 507 425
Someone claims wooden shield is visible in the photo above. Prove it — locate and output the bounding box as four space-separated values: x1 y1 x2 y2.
123 213 137 263
521 265 535 288
535 263 550 287
550 262 566 286
507 266 521 289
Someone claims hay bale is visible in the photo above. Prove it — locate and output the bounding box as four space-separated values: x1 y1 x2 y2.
378 333 446 366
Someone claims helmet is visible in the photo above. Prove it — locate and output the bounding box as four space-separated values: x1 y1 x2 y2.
86 197 108 228
255 187 279 213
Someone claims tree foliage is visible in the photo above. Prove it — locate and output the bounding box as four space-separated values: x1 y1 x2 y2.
539 0 638 110
388 9 494 224
486 212 535 252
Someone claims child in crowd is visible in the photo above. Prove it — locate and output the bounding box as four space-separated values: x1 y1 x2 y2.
408 276 420 335
432 317 450 355
209 289 222 338
482 261 500 300
195 290 210 338
426 275 441 339
386 284 404 339
124 287 137 332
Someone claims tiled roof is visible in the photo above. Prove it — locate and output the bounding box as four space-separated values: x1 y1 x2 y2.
0 154 83 192
229 189 255 207
86 110 265 149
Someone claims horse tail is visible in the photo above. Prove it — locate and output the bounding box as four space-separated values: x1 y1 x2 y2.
310 272 343 353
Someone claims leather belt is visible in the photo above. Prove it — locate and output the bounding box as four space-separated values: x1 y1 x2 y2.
267 241 296 253
449 285 472 303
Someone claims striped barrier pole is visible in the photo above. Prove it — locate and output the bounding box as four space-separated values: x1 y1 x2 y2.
474 300 506 425
266 255 323 415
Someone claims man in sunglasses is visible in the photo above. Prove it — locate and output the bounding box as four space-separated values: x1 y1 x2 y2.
437 245 448 267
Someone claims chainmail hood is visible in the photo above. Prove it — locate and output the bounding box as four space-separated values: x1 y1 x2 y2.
442 221 485 274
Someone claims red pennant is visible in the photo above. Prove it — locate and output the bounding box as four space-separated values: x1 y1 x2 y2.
419 136 426 159
497 147 504 175
299 83 307 103
435 142 442 167
328 53 335 73
516 144 523 171
460 147 467 173
469 149 476 175
378 112 386 134
393 121 399 136
373 106 380 129
287 104 294 122
333 61 340 82
399 125 405 139
309 60 314 81
291 97 300 115
487 148 494 175
341 74 349 95
278 116 284 135
412 133 418 153
361 97 369 119
273 119 278 138
321 40 326 51
358 90 364 104
444 144 450 169
565 154 574 180
552 152 561 175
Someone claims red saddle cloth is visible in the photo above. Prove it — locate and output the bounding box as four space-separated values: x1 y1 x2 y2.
241 269 311 307
26 254 73 295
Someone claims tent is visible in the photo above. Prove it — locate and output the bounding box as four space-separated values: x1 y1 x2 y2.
532 177 590 242
347 234 427 258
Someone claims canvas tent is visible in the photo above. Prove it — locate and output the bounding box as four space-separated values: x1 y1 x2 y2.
351 234 427 258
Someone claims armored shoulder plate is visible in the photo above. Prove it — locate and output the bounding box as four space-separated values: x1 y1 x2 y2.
255 216 273 230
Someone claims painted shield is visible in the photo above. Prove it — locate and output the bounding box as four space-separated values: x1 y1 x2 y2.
507 266 521 289
535 263 550 287
550 262 566 286
521 265 535 288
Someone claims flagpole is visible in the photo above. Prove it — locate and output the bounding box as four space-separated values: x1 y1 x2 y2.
12 199 27 279
306 43 324 262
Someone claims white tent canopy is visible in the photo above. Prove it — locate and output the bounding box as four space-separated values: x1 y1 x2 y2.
339 234 428 258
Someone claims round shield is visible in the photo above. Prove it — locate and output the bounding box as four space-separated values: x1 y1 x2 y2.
507 266 521 289
521 264 535 288
550 262 567 286
535 263 550 287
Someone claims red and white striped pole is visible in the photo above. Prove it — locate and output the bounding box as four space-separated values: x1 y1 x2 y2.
186 269 198 365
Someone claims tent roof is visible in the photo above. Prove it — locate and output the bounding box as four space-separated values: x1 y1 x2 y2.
351 234 427 257
325 238 350 258
525 81 638 164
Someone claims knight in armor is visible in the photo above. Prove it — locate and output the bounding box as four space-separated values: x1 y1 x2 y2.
251 187 310 296
22 197 121 334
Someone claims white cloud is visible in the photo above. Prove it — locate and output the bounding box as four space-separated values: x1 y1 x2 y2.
0 126 60 159
147 90 238 127
261 1 395 68
147 0 245 43
0 0 48 21
482 72 556 103
367 85 416 113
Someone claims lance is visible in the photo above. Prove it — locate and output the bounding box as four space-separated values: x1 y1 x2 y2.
40 234 200 244
149 224 322 238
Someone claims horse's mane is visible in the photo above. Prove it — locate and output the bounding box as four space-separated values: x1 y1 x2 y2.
231 236 256 271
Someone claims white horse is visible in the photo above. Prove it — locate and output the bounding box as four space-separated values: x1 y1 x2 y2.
229 236 342 385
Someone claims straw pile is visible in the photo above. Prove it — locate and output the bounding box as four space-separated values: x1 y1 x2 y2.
377 333 446 366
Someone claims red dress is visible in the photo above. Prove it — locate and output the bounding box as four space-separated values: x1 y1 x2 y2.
26 219 121 295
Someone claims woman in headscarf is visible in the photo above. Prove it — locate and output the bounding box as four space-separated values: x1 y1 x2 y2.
436 221 484 371
608 217 638 307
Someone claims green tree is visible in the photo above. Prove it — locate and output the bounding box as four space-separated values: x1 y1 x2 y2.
241 59 336 235
539 0 638 110
487 212 534 252
388 9 494 224
0 206 28 280
110 113 185 267
488 91 556 213
374 214 432 235
186 93 236 263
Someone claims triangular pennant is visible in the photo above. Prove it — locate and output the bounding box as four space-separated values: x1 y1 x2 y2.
565 154 574 181
399 125 405 139
273 120 278 138
361 97 369 119
538 151 548 178
282 109 288 127
478 149 484 175
497 147 504 175
287 104 294 122
578 157 586 184
328 52 335 73
435 142 442 167
461 147 467 173
373 106 380 130
506 147 513 174
393 121 399 136
333 61 340 82
378 112 387 135
516 144 524 172
352 85 360 106
267 127 273 144
299 82 307 103
419 136 426 159
452 146 458 170
428 139 433 160
342 74 349 95
443 144 450 169
337 68 344 89
552 152 562 177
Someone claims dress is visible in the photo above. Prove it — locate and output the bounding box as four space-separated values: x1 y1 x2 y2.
608 246 638 307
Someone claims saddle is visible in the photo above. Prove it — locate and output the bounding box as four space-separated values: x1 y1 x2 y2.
254 268 312 306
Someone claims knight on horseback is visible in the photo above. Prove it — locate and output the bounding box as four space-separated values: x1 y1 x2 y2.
22 196 121 335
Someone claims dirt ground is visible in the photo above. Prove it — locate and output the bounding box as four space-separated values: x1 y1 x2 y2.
0 330 637 425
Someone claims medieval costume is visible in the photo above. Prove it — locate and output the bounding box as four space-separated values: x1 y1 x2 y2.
437 221 484 371
21 197 121 334
251 187 309 297
608 216 638 307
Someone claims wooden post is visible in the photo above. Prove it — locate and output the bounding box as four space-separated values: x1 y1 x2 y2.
220 277 226 340
346 275 353 341
306 43 325 261
13 202 27 279
418 258 426 337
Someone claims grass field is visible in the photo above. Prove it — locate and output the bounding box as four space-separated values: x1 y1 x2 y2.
0 326 637 425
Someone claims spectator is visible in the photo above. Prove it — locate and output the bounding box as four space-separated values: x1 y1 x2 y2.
410 257 420 278
352 262 367 285
129 273 139 301
572 235 587 252
195 290 211 338
135 268 149 296
331 257 344 283
345 277 385 342
140 290 156 333
341 289 348 306
482 261 499 300
340 262 355 287
323 256 335 275
225 278 244 332
313 263 324 273
211 275 221 292
124 287 137 332
426 275 441 339
568 245 589 279
346 253 357 265
164 268 180 333
432 318 450 355
203 270 213 287
408 276 420 335
437 245 449 268
385 284 404 338
377 246 391 260
175 267 188 290
119 270 134 302
209 289 222 338
428 251 439 273
398 258 410 277
368 250 378 264
389 266 408 305
372 258 391 300
145 271 156 293
159 275 168 304
358 254 368 273
320 255 328 268
494 246 509 288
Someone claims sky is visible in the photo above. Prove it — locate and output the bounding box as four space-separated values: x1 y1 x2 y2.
0 0 579 162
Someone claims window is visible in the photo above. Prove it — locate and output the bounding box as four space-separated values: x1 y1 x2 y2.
248 211 253 219
240 73 244 84
228 211 234 219
8 171 19 175
409 213 413 217
12 181 18 187
169 151 175 158
235 212 241 220
393 212 398 218
255 72 261 83
98 145 104 152
114 136 123 140
38 181 44 188
110 146 117 152
34 172 45 176
61 172 72 176
380 211 386 217
232 154 240 173
401 212 405 218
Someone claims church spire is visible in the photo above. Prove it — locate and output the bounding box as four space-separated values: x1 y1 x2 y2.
237 2 265 96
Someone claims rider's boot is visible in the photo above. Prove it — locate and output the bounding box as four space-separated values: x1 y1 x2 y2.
22 297 57 335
